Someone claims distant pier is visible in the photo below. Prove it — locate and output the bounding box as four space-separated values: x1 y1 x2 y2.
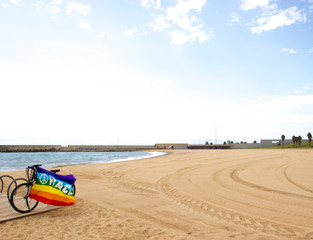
0 145 156 152
0 139 304 152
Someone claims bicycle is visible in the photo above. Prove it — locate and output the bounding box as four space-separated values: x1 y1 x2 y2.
9 165 76 214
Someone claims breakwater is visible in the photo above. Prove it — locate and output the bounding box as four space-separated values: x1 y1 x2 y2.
0 145 157 152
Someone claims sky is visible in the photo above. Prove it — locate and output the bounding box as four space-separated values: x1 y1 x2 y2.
1 0 313 145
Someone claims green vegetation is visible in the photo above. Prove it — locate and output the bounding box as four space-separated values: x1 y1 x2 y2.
260 132 312 149
261 143 311 149
261 141 313 149
281 134 285 147
307 132 312 146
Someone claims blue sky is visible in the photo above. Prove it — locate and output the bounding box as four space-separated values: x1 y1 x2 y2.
1 0 313 145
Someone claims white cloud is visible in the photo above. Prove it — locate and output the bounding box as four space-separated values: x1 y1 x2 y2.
99 32 107 38
187 94 313 141
99 31 111 39
240 0 269 10
150 0 213 45
254 95 313 110
293 86 311 94
77 21 92 30
280 48 296 54
240 97 251 102
166 0 206 30
124 28 137 36
170 29 213 45
228 12 240 25
251 7 306 34
231 95 313 135
240 2 308 34
10 0 20 6
98 31 122 41
33 0 63 15
1 3 9 7
33 1 43 10
47 0 63 14
47 6 61 15
140 0 160 9
231 95 313 122
66 2 90 16
150 15 172 31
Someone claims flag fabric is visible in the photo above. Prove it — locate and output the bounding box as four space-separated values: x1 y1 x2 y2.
28 167 76 206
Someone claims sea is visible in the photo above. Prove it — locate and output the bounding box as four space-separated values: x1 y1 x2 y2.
0 151 165 172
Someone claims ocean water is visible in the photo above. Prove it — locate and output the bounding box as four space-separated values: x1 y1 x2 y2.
0 151 165 172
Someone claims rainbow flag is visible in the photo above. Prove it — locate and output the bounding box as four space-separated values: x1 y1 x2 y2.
28 167 76 206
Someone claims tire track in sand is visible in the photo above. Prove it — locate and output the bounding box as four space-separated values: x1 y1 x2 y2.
283 166 313 194
157 166 313 240
99 169 159 197
230 169 313 201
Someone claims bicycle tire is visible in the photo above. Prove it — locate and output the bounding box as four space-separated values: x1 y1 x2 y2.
10 183 39 213
7 178 27 202
0 175 15 196
0 177 3 196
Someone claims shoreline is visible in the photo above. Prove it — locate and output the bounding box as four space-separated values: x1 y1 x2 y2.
50 151 167 169
0 151 166 172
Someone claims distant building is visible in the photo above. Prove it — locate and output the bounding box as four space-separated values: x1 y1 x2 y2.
229 139 308 149
155 143 188 149
188 144 230 149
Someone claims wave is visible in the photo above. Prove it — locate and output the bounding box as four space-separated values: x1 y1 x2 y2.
0 151 166 172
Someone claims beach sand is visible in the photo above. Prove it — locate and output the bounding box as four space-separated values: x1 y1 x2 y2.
1 149 313 240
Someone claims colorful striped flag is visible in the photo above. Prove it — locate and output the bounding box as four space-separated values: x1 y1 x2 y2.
28 167 76 206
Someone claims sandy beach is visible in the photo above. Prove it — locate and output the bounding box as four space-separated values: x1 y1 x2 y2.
1 149 313 240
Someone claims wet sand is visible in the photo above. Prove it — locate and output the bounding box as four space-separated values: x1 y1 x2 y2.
1 149 313 240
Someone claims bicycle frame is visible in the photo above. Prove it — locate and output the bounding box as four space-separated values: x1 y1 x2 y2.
26 165 41 184
23 165 41 198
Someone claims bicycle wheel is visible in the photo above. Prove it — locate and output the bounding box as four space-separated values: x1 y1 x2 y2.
0 175 14 196
0 177 3 196
7 178 27 202
10 183 39 213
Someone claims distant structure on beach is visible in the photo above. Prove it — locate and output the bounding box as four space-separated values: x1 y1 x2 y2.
155 139 302 150
0 139 307 152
